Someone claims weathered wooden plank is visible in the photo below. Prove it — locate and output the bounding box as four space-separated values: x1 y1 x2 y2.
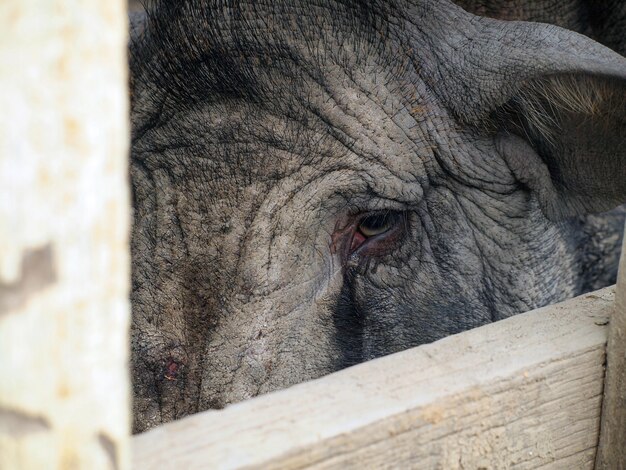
0 1 130 469
133 287 615 470
595 231 626 469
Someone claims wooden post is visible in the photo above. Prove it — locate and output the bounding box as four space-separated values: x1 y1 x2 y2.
0 1 130 469
596 228 626 468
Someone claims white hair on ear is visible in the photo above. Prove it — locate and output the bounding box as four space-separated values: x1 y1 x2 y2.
512 74 624 147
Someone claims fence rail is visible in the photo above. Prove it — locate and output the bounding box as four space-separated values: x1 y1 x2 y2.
133 286 618 469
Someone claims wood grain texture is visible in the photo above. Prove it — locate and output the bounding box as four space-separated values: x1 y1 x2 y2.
595 232 626 469
133 287 616 470
0 0 130 468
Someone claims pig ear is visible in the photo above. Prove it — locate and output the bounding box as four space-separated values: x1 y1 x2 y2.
494 72 626 219
480 28 626 219
413 3 626 219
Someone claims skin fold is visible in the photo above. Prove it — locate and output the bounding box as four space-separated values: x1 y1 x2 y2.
129 0 626 432
456 0 626 55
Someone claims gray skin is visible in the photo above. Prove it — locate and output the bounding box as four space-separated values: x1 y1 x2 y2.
456 0 626 55
129 0 626 432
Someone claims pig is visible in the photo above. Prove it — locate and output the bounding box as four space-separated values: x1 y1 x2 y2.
129 0 626 432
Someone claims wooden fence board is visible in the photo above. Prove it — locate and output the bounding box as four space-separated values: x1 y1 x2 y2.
0 1 130 468
595 231 626 469
133 287 616 469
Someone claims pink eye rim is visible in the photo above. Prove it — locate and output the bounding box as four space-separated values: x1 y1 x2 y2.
331 210 407 259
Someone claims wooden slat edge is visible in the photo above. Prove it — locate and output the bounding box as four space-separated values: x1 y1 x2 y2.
595 231 626 469
133 287 615 470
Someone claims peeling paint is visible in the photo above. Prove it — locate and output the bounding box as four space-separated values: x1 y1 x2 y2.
98 432 119 470
0 407 51 437
0 244 56 317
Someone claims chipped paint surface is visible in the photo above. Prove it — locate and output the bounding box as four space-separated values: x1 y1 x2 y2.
0 245 57 316
0 1 130 469
0 407 51 437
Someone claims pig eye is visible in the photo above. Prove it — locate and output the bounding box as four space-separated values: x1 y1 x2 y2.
358 213 395 238
337 210 406 256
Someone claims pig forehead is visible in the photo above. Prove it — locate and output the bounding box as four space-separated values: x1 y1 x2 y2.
147 61 435 191
133 0 421 132
133 2 437 196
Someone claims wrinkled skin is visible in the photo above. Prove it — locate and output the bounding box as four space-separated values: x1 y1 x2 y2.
129 0 626 432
